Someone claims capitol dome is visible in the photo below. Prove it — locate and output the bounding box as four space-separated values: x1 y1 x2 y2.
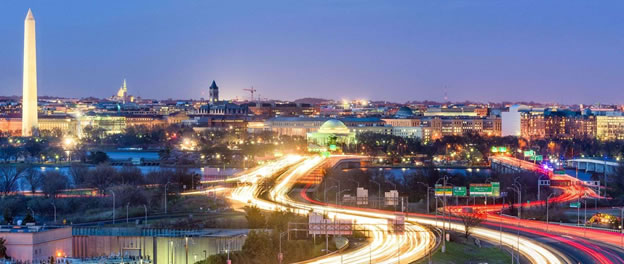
318 119 350 134
395 106 413 118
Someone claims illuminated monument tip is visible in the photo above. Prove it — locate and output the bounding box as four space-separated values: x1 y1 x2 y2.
26 8 34 20
22 8 38 136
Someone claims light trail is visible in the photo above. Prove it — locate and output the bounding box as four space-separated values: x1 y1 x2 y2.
300 184 565 264
229 155 436 264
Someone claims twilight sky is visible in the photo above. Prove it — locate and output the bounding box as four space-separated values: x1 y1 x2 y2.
1 0 623 104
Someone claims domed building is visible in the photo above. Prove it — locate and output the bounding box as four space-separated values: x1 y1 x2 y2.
394 106 414 118
307 119 356 151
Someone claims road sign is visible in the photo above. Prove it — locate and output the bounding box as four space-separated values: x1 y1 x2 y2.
570 202 580 208
491 182 500 197
531 155 543 161
469 184 492 197
550 180 571 187
452 186 467 196
435 184 452 196
524 150 536 157
491 146 508 153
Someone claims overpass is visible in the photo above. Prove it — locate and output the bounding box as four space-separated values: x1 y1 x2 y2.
565 158 620 175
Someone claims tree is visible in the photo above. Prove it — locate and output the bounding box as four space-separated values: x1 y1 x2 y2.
244 206 265 229
88 151 109 164
41 171 69 198
0 237 8 259
459 212 485 238
23 166 42 194
68 164 89 187
241 230 273 262
3 208 13 224
0 164 29 195
115 166 144 185
85 165 116 193
23 210 35 224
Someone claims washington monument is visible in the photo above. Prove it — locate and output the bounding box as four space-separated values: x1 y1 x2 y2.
22 8 38 136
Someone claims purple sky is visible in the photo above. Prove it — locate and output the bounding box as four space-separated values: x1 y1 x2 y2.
1 1 623 104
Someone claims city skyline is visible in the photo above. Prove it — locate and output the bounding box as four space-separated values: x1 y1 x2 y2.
1 1 624 104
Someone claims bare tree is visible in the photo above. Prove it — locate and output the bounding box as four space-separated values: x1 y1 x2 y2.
22 165 42 194
68 164 89 187
459 212 485 238
0 164 28 195
41 171 69 198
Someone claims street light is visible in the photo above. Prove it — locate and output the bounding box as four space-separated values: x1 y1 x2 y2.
110 190 116 224
346 178 360 188
546 193 554 231
612 206 624 248
50 202 57 224
324 186 337 204
370 180 381 208
385 180 397 211
435 176 449 253
507 186 521 219
327 178 341 202
143 204 148 225
336 189 351 206
164 182 171 214
416 182 430 214
278 231 288 264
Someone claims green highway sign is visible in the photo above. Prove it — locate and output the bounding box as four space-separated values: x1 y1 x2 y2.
469 184 492 197
491 182 500 197
570 202 580 208
434 184 452 197
452 186 467 197
491 146 508 153
531 155 543 161
524 150 535 157
469 182 500 197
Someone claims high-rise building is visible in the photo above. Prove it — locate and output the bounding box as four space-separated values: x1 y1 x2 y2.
209 80 219 103
22 9 38 136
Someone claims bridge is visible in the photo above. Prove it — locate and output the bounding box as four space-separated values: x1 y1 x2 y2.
565 158 620 175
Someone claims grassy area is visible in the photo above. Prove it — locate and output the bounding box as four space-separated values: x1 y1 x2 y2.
418 240 510 264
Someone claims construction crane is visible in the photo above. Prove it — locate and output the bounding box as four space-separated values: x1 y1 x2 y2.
243 86 257 101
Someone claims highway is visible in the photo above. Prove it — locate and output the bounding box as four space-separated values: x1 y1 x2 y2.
226 154 579 264
296 155 624 263
229 155 436 264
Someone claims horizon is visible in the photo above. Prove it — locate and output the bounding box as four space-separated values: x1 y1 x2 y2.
1 1 624 104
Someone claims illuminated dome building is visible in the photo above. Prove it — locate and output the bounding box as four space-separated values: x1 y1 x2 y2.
307 119 356 152
395 106 414 118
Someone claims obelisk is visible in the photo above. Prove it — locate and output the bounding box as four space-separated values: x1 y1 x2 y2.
22 8 38 136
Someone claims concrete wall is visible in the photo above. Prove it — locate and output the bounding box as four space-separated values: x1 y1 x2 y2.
0 227 72 263
72 235 245 264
